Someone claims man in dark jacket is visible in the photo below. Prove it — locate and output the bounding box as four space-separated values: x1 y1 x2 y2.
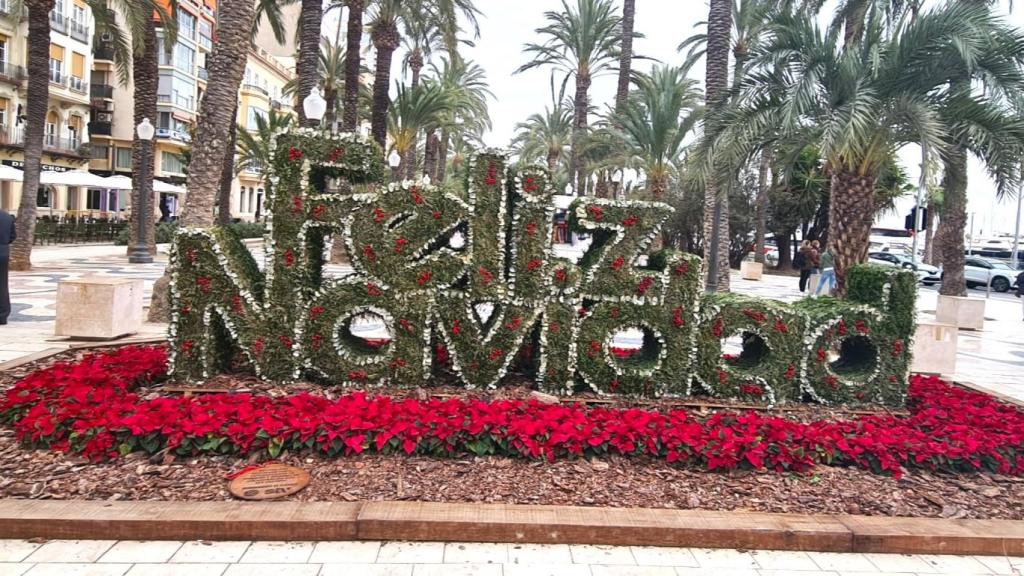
0 209 13 324
1016 270 1024 321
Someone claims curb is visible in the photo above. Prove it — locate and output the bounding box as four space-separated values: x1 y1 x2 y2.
0 500 1021 556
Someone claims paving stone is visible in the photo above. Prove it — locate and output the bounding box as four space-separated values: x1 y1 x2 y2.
863 554 935 573
507 544 573 565
751 550 820 570
502 564 591 576
442 543 507 564
99 541 184 564
308 541 381 564
410 565 502 576
169 542 251 564
22 564 132 576
0 541 42 562
674 568 758 576
376 542 445 564
688 548 759 570
570 545 636 565
591 566 675 576
123 564 228 576
319 565 413 576
222 564 320 576
916 554 993 574
238 541 314 564
808 552 879 572
0 564 32 576
629 547 698 567
25 540 117 563
972 555 1024 574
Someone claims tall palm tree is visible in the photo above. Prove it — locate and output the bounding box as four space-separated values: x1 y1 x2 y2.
8 0 53 271
426 56 491 181
296 0 323 126
707 4 1024 295
517 0 621 195
236 109 293 176
612 65 702 200
702 0 733 291
387 81 451 178
613 0 635 116
342 0 365 131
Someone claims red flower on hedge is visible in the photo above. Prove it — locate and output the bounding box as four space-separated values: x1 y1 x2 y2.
410 188 424 205
743 308 766 324
287 147 303 162
435 344 449 364
622 215 638 227
312 204 327 220
196 277 212 294
740 384 763 397
505 317 522 331
180 304 191 315
609 306 619 319
348 370 367 382
232 295 245 315
451 319 461 336
523 176 538 193
309 306 326 321
292 196 303 214
527 259 542 271
417 270 432 286
587 206 603 221
774 318 789 334
711 317 724 338
837 320 848 336
362 245 376 262
432 211 442 220
672 307 685 328
892 339 904 357
526 222 537 236
478 267 494 285
283 250 295 267
485 163 498 186
784 365 796 380
816 348 827 363
279 335 293 349
611 257 626 271
554 268 568 284
253 338 266 356
488 348 504 362
329 147 345 162
636 276 655 296
855 320 870 335
673 262 689 276
373 208 386 223
366 283 383 297
588 340 601 358
394 237 409 254
310 334 322 349
399 319 415 333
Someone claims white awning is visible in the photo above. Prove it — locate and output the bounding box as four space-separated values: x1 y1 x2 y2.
0 164 22 182
153 180 186 194
552 194 575 210
39 170 113 188
101 175 134 190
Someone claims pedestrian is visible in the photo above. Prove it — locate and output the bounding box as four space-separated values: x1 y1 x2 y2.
796 240 815 292
1016 270 1024 321
0 208 14 325
810 240 822 273
816 247 836 296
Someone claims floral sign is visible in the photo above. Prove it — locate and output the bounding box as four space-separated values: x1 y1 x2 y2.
169 129 917 406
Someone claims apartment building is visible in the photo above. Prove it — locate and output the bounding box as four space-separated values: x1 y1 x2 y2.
89 0 295 222
0 0 95 216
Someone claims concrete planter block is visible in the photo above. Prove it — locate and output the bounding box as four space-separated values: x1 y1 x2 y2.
55 277 144 339
911 321 957 376
740 261 764 281
935 295 986 331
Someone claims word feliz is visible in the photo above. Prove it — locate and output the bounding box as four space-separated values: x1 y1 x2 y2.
169 130 915 405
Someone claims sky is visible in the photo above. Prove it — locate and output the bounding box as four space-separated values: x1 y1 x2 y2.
321 0 1024 237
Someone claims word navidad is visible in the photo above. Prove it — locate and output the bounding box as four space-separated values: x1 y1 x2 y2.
169 129 917 406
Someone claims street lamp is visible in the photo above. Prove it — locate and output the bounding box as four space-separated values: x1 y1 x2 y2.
128 118 155 264
387 149 401 182
303 88 327 125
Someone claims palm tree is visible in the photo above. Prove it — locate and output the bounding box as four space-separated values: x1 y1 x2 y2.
296 0 323 126
707 4 1024 295
236 109 293 176
614 0 635 116
426 56 491 181
517 0 621 195
512 104 573 174
387 81 451 179
342 0 365 131
612 65 702 200
702 0 733 291
8 0 52 270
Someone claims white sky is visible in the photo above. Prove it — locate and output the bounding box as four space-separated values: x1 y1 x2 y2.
320 0 1024 236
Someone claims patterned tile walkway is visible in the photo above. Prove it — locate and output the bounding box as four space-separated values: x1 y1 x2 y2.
0 539 1021 576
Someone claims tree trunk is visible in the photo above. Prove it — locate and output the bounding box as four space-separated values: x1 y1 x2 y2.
9 0 54 271
370 21 399 150
569 72 591 195
595 170 608 199
827 168 875 297
546 149 558 174
614 0 635 116
702 0 732 291
923 201 937 264
938 145 968 296
775 230 793 270
843 0 870 47
129 19 158 256
409 49 422 88
324 86 338 130
423 129 438 179
649 172 667 200
341 0 363 132
295 0 323 127
435 130 449 182
217 103 239 226
753 149 769 264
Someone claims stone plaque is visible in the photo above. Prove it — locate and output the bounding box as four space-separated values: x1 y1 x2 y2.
228 463 310 500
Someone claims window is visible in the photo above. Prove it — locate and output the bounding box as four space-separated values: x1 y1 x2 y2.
178 10 196 39
161 151 184 174
198 20 212 47
72 3 84 23
90 144 108 160
49 44 63 84
44 113 56 146
246 106 266 130
174 42 194 72
0 38 7 70
115 147 132 169
86 188 102 210
36 188 49 208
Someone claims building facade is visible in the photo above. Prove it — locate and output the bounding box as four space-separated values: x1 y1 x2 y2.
0 0 95 217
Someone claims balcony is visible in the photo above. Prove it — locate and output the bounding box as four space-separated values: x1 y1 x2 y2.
156 127 191 143
243 84 269 96
157 93 195 110
0 0 11 16
49 11 67 34
0 62 24 85
198 35 212 50
89 121 112 136
94 42 115 62
90 84 113 99
69 19 88 43
49 69 65 87
68 76 87 94
197 67 208 81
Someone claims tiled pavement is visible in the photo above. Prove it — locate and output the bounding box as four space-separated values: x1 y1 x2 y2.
0 539 1021 576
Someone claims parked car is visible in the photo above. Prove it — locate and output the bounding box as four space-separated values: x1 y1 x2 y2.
964 257 1016 292
867 252 942 284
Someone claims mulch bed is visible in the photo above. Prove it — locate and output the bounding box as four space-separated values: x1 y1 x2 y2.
1 346 1023 520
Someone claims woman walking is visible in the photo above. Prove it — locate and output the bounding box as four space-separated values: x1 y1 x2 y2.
797 240 818 292
816 247 836 296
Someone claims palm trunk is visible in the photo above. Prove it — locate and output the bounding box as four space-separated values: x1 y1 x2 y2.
827 167 875 297
324 86 338 130
217 104 239 226
702 0 732 291
649 172 667 200
595 170 608 198
341 0 363 132
614 0 635 116
296 0 323 127
775 230 793 270
423 129 438 179
570 72 590 195
409 49 423 88
546 149 558 174
923 200 937 265
129 19 158 256
753 149 769 264
150 0 254 321
938 145 968 296
370 21 399 150
435 130 449 182
9 0 54 271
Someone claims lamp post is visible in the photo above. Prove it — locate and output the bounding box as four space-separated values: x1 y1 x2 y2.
388 149 401 182
303 88 327 125
128 118 155 264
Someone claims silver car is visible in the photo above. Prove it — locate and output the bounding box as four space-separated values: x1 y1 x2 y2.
963 257 1016 292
